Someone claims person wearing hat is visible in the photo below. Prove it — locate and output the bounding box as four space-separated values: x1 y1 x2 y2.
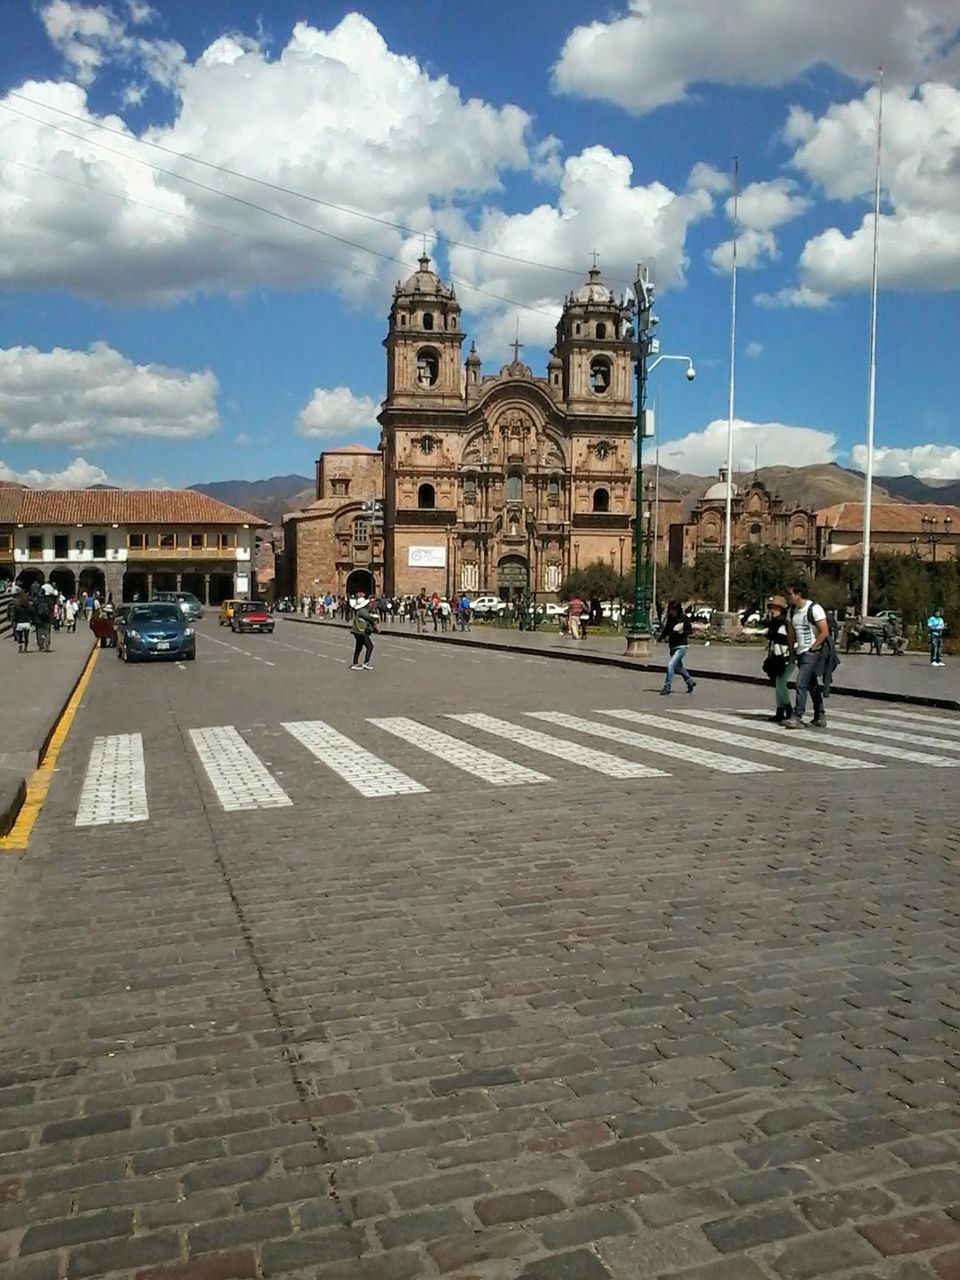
762 596 795 723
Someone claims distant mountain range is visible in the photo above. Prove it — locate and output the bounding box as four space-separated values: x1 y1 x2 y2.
186 464 960 525
189 474 313 525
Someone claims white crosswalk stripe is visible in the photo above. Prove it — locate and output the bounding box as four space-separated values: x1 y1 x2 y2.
76 733 149 827
282 719 427 797
597 709 880 771
527 711 776 774
825 708 960 746
369 717 549 787
866 708 960 737
448 713 668 779
675 709 959 767
189 726 292 811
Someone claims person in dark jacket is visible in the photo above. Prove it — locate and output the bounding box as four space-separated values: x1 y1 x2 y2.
659 600 696 695
13 594 33 653
350 596 378 670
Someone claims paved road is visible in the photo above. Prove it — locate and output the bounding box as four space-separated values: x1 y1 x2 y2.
1 618 959 1280
297 615 959 706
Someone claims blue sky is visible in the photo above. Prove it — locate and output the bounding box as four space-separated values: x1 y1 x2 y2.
1 0 958 489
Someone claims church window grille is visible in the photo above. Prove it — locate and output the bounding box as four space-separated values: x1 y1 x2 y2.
505 472 523 502
547 476 560 502
354 519 370 545
463 475 477 504
596 322 607 339
422 311 434 330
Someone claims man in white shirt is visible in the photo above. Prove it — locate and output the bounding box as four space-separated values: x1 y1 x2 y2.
783 581 829 729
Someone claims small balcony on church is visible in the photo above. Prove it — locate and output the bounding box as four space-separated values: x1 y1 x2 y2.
572 512 631 531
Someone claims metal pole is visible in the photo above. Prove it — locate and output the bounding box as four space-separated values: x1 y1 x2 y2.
632 325 648 632
861 67 884 618
652 404 661 625
722 156 739 615
618 536 625 631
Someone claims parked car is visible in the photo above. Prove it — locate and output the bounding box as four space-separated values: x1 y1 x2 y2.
469 595 507 616
153 590 204 621
231 601 275 634
117 602 196 662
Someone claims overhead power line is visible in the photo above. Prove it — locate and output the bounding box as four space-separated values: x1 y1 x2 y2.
6 90 631 289
0 102 563 322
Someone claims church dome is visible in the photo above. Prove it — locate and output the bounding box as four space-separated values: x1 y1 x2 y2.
398 253 454 299
574 266 613 304
703 468 739 501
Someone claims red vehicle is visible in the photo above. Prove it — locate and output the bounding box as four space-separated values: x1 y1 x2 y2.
231 601 274 634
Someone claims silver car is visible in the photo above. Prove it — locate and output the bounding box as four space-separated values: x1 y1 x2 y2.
152 590 205 621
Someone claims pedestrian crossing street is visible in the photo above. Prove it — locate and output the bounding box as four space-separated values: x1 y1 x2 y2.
72 706 960 827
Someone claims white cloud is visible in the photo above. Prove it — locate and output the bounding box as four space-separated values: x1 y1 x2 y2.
745 341 763 358
755 285 833 309
0 341 219 445
552 0 960 114
779 82 960 300
0 457 109 488
4 13 531 306
296 386 380 439
850 442 960 480
710 179 810 273
663 418 837 474
445 145 715 359
39 0 182 91
687 162 730 196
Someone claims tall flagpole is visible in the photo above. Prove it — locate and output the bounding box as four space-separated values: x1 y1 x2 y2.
861 68 884 618
722 157 739 615
651 382 662 624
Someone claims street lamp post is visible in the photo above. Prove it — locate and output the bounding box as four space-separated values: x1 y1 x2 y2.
618 535 625 630
624 269 696 656
921 514 952 614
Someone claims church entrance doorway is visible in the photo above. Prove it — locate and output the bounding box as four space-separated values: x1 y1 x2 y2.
346 568 375 601
496 554 527 603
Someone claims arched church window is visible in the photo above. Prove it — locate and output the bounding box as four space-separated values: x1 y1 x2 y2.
463 474 477 505
505 472 523 502
589 357 611 394
422 311 434 330
547 475 561 503
592 487 610 513
596 322 607 339
416 349 439 387
749 522 763 544
399 313 407 326
418 483 436 509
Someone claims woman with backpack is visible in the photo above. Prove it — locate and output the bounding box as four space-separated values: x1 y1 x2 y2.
659 600 696 695
762 596 795 723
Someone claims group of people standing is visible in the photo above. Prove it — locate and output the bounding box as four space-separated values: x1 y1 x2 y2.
9 583 112 653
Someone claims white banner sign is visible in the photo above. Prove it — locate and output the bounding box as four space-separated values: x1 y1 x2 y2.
408 546 446 569
235 574 249 593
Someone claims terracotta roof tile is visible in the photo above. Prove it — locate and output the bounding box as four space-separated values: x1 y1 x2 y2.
817 502 960 532
10 489 269 527
0 488 23 525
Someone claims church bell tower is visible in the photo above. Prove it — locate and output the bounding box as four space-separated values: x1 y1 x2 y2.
553 265 634 418
383 254 465 409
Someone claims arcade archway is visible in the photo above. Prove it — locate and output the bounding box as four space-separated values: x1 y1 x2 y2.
346 568 375 600
49 568 76 598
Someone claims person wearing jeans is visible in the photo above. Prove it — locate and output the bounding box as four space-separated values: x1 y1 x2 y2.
783 582 828 728
659 600 696 695
928 609 945 666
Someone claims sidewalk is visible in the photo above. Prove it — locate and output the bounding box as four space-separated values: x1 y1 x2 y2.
285 615 960 711
0 626 96 834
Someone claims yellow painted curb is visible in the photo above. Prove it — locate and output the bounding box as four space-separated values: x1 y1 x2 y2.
1 642 100 851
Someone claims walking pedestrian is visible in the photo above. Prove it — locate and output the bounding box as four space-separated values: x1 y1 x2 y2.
762 596 795 722
13 594 32 653
783 581 828 729
439 597 451 631
567 593 585 640
659 600 695 695
350 595 378 670
34 592 53 652
928 608 946 667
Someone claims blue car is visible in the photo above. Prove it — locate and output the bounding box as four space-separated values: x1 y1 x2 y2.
116 602 197 662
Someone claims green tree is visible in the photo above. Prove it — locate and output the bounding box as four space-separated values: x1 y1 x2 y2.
560 559 625 602
729 545 796 613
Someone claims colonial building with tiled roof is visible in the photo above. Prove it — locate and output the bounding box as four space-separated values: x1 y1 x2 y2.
817 502 960 563
0 487 268 604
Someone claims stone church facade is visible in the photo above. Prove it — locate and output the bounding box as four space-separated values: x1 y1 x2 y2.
283 256 641 601
381 256 636 600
